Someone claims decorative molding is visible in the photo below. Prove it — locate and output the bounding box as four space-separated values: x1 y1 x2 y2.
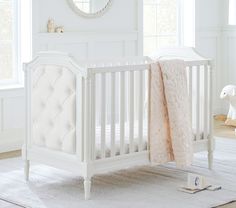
137 0 143 56
0 87 24 153
33 31 139 59
0 87 24 98
196 28 223 115
35 31 138 43
0 129 24 153
0 99 3 132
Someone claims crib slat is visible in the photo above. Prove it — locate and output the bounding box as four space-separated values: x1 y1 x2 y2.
129 71 134 153
120 72 125 155
84 77 91 163
204 65 209 140
138 70 144 151
208 64 213 167
196 66 200 140
101 74 106 159
76 76 83 161
91 74 96 160
189 67 193 126
110 73 116 157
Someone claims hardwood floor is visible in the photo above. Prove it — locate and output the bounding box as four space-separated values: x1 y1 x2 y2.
0 151 21 160
0 137 235 208
214 115 236 139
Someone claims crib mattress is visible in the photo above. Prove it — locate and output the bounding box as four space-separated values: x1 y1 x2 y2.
94 121 206 159
94 121 148 159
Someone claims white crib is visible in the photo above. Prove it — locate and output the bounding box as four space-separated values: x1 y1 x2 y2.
22 48 214 200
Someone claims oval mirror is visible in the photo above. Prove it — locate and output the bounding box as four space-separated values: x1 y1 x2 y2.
67 0 112 18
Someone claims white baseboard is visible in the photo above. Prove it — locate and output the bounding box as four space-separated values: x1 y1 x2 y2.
0 129 24 153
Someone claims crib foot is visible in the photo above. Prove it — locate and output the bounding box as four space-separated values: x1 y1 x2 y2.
84 177 91 200
208 151 213 170
24 160 30 181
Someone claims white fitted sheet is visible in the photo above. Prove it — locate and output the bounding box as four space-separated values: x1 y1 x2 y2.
94 121 206 159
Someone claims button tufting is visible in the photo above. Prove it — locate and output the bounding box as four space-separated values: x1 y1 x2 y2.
58 68 63 76
58 140 62 146
31 65 77 153
41 135 46 142
66 88 73 95
41 68 46 74
49 85 54 92
49 120 54 127
57 104 63 111
67 123 72 130
41 102 46 108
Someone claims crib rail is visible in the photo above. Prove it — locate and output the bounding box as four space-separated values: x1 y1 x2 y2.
186 63 212 142
81 59 212 163
83 63 150 162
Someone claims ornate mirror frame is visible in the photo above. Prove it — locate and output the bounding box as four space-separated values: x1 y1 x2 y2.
67 0 113 18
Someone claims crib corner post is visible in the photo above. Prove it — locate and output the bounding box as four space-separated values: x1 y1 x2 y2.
76 74 84 162
83 71 93 200
83 71 92 164
83 159 92 200
24 64 31 181
82 162 93 200
84 178 91 200
208 133 214 170
208 148 213 170
208 60 214 170
24 160 30 181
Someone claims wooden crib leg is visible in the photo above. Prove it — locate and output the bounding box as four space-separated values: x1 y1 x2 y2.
208 134 214 170
24 160 30 181
208 151 213 170
84 177 91 200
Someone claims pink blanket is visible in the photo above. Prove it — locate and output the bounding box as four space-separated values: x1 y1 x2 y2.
148 60 193 167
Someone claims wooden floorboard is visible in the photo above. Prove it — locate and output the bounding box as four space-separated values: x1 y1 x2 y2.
0 151 21 160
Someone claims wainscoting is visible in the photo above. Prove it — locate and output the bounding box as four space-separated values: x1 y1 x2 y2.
33 31 140 59
222 27 236 85
196 28 225 114
0 87 25 153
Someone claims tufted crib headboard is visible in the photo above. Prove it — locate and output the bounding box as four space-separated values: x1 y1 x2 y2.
24 52 86 156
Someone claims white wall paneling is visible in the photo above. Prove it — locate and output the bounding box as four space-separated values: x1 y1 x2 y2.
0 88 25 153
196 27 236 114
194 0 225 114
33 32 139 59
221 27 236 113
32 0 142 58
195 28 223 114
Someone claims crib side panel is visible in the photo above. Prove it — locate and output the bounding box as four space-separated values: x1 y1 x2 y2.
24 53 85 161
186 61 212 147
89 63 150 162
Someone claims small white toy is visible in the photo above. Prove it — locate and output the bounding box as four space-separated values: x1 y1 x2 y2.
187 173 206 190
55 26 64 33
47 19 55 33
220 85 236 120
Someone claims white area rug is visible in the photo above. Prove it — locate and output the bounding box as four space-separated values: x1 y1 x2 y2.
0 138 236 208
